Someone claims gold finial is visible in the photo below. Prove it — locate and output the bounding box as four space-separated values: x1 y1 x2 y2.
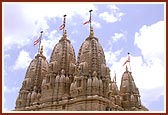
63 30 67 38
40 45 43 55
89 26 94 37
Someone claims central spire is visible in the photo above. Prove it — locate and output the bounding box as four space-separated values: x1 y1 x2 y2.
49 14 76 75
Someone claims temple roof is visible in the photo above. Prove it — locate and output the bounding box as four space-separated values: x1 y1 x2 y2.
49 30 76 75
23 46 49 89
77 27 107 77
120 66 139 95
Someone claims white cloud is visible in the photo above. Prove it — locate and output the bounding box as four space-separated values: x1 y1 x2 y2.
99 12 118 23
40 30 61 60
99 4 125 23
47 30 58 41
13 50 32 70
109 4 119 10
105 49 123 65
104 31 127 51
102 21 165 111
133 21 165 88
92 21 101 29
108 21 165 90
3 3 98 51
112 33 124 42
109 55 164 90
23 3 98 21
3 4 42 50
134 21 164 62
3 36 31 51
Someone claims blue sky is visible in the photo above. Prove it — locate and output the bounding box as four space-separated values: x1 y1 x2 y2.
2 2 165 112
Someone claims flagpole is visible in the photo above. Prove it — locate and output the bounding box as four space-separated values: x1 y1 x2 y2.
128 52 131 72
89 10 93 31
63 14 67 35
38 31 43 53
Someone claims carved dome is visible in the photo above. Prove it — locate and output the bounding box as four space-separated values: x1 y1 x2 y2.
109 82 119 95
16 48 49 109
77 27 107 77
120 66 139 94
23 50 49 89
49 30 76 75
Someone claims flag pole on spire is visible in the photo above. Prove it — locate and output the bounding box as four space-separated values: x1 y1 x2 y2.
83 10 93 27
63 14 67 35
123 52 130 66
34 31 43 54
59 14 67 35
89 9 93 30
38 31 43 53
128 52 131 72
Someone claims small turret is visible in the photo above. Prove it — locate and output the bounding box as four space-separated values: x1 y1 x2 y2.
120 65 141 110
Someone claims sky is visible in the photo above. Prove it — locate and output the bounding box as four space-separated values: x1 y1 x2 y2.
2 2 165 112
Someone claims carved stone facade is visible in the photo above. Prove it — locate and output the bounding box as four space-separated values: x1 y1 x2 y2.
15 28 148 111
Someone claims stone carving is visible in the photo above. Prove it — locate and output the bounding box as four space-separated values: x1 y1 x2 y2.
101 64 107 77
31 86 37 104
41 76 46 87
79 62 89 76
69 63 76 75
26 92 31 106
15 28 148 111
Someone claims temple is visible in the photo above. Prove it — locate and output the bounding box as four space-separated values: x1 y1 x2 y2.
14 25 148 111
